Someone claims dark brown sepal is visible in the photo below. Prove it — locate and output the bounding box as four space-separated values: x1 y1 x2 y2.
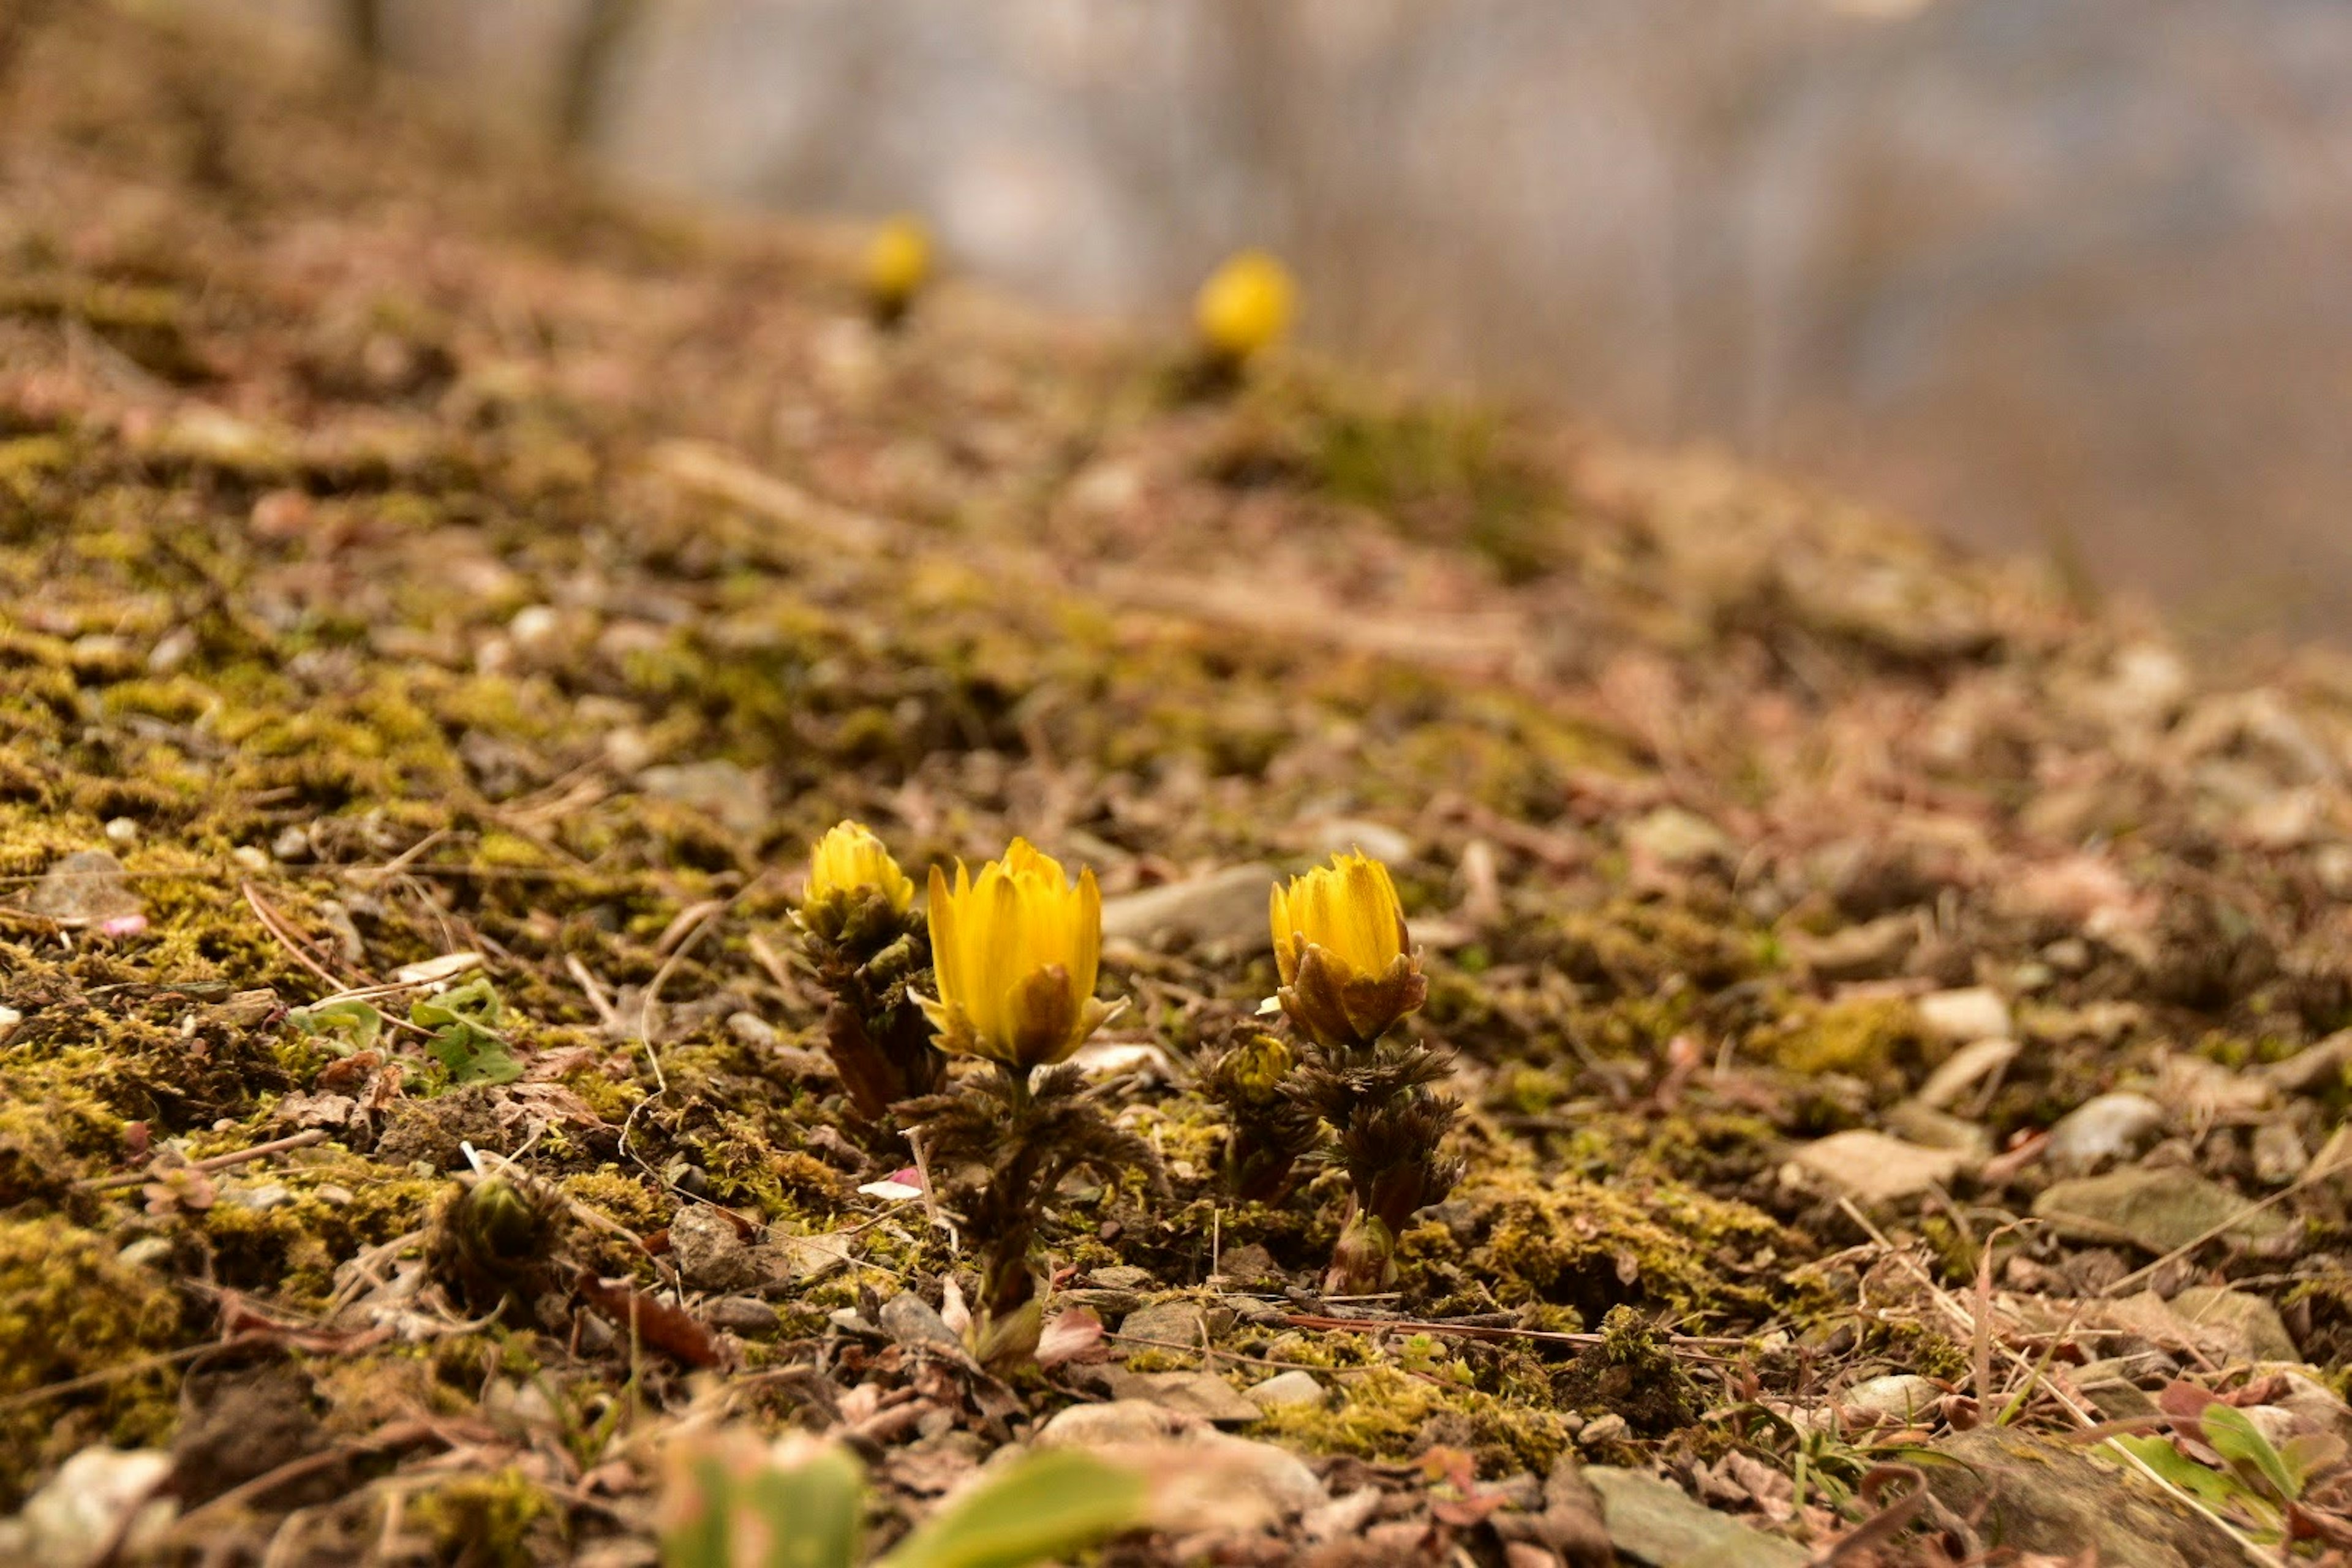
1278 943 1427 1050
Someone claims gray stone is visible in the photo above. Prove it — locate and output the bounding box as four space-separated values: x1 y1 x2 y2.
1244 1370 1327 1411
669 1206 769 1293
1882 1101 1991 1155
2273 1370 2352 1442
1119 1298 1211 1348
2044 1092 2166 1175
1841 1374 1943 1425
1922 1428 2244 1568
0 1445 176 1567
1058 1287 1145 1319
638 760 771 837
115 1237 173 1270
2165 1286 2297 1362
1915 987 2012 1044
1090 1265 1153 1289
222 1182 294 1212
2034 1167 2290 1253
1100 865 1277 948
1212 1243 1283 1286
1299 818 1415 866
1913 1036 2019 1110
2252 1121 2309 1185
26 850 146 935
1790 914 1917 981
1577 1413 1630 1448
1189 1431 1327 1515
703 1296 781 1335
772 1231 853 1284
1781 1130 1965 1205
1623 807 1733 869
1583 1468 1807 1567
1102 1369 1261 1425
1030 1402 1327 1517
878 1290 963 1351
1033 1399 1193 1447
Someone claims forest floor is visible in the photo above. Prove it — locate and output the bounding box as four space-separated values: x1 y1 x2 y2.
4 7 2352 1566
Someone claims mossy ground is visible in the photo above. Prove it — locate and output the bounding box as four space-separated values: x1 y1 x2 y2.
1 6 2349 1564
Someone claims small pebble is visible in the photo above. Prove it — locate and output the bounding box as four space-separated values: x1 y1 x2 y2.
2043 1092 2165 1175
232 846 271 872
116 1236 175 1270
146 625 198 674
1578 1413 1630 1447
1245 1370 1328 1411
104 817 139 847
1915 987 2012 1044
703 1296 782 1335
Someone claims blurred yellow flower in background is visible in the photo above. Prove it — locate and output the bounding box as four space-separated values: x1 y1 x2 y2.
921 839 1117 1070
864 214 933 322
1194 249 1297 363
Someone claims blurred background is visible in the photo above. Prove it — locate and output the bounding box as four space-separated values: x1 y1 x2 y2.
206 0 2352 645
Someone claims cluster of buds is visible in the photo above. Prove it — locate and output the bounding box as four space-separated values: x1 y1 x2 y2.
1205 850 1460 1295
794 825 1151 1368
793 822 945 1128
792 824 1460 1354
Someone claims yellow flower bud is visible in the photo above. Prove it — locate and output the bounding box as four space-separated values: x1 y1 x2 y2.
864 215 932 319
919 839 1119 1069
1194 250 1296 363
806 820 915 913
1268 849 1426 1048
798 820 916 949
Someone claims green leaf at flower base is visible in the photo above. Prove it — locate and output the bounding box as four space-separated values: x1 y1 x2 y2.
286 997 383 1056
877 1449 1147 1568
2202 1403 2299 1501
2112 1434 2283 1539
660 1440 865 1568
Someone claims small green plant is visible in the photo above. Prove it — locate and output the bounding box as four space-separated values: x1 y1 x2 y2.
660 1432 1147 1568
286 997 383 1055
415 976 522 1085
288 978 522 1088
2113 1386 2351 1547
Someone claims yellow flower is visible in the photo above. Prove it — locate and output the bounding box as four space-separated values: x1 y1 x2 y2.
807 820 915 912
921 839 1118 1069
798 820 916 948
1268 850 1425 1048
864 215 932 318
1194 250 1296 363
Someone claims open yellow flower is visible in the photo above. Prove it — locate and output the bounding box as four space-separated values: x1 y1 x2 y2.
864 214 932 320
1194 250 1296 363
1268 849 1426 1048
921 839 1118 1069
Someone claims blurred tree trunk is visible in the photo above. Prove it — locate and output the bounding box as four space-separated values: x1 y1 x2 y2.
556 0 647 153
339 0 383 72
0 0 66 95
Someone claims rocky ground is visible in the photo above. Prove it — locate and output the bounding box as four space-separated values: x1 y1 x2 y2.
3 7 2351 1566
